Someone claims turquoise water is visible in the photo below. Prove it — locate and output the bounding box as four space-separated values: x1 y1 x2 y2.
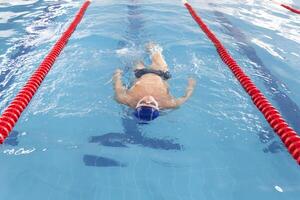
1 0 300 199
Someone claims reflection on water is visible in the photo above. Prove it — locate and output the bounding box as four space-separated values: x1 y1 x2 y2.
0 0 39 7
0 3 67 148
0 2 66 104
211 9 300 153
1 1 300 199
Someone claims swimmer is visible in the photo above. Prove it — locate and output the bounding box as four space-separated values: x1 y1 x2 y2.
113 43 196 121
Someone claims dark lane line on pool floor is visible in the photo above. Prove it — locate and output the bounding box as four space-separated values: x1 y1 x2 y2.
83 154 126 167
212 10 300 152
89 115 182 151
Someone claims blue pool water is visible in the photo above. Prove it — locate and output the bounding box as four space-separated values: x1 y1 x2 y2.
1 0 300 199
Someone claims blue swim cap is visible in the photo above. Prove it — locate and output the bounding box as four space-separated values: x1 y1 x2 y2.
134 106 159 121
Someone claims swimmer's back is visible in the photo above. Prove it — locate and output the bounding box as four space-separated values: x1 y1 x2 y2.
127 74 171 107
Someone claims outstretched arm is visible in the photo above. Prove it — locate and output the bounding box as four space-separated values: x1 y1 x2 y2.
113 69 130 105
165 78 196 109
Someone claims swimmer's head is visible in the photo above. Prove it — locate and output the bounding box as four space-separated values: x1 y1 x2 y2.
134 96 159 121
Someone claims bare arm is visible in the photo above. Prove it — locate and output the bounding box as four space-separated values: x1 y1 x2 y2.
113 69 130 105
165 78 196 109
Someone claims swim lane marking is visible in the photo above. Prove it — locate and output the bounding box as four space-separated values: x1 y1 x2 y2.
183 0 300 165
270 0 300 15
0 0 92 144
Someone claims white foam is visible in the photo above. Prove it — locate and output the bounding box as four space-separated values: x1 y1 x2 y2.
116 47 130 56
251 38 284 60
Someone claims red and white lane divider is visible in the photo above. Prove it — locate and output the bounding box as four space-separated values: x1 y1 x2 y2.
182 0 300 165
271 0 300 14
0 0 91 144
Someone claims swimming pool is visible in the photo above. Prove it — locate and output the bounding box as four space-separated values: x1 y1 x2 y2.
0 0 300 199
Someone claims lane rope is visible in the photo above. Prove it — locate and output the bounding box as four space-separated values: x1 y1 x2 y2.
182 0 300 165
280 4 300 14
0 0 91 144
270 0 300 14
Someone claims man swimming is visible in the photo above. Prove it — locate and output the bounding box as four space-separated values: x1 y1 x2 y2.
113 43 196 121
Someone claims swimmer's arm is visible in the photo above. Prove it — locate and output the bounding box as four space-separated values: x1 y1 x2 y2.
165 78 196 108
113 69 130 105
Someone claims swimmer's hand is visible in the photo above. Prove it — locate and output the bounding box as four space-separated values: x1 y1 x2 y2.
113 69 123 82
113 68 123 85
165 78 196 109
186 78 196 95
114 69 123 78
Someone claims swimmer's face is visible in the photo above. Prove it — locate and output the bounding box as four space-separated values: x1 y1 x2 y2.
136 96 159 109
